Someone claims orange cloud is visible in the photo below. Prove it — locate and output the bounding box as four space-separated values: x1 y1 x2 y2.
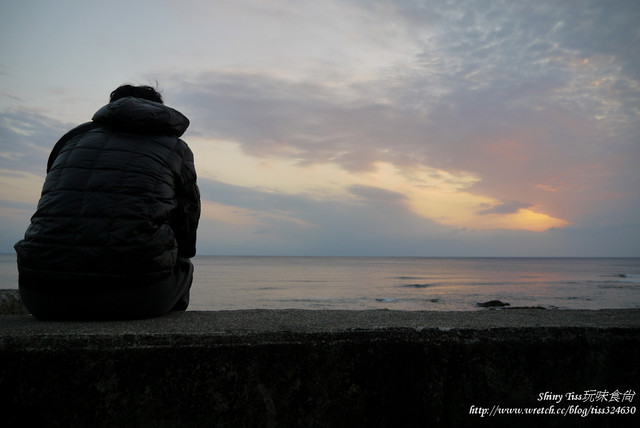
194 140 570 234
469 208 570 232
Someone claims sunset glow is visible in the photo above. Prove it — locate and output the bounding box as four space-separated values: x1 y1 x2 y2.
1 0 638 256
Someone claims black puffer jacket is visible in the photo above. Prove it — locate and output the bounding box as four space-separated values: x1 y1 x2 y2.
15 97 200 285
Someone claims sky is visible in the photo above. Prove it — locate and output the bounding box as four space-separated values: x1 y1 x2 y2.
1 0 639 257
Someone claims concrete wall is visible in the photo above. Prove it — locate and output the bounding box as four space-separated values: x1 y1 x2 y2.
0 289 27 315
1 291 639 427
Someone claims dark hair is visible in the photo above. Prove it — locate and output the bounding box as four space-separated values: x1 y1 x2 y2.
110 84 164 104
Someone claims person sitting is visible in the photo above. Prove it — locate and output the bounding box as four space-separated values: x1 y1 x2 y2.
14 84 201 320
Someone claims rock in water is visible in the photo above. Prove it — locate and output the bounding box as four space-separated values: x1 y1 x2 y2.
476 300 510 308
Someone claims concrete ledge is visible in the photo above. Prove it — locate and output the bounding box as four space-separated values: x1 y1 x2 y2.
0 289 27 315
1 293 639 427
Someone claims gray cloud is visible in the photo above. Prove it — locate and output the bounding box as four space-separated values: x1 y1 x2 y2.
195 177 445 256
477 201 532 215
348 185 408 204
168 0 639 233
0 109 73 174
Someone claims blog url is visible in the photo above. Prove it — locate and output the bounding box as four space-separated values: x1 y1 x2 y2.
469 404 636 418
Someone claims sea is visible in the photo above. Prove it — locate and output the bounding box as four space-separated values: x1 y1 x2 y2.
1 254 639 311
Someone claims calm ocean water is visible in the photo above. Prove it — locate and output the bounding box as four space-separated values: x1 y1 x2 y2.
2 255 639 311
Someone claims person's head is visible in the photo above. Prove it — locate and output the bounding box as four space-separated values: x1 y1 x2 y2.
110 84 164 104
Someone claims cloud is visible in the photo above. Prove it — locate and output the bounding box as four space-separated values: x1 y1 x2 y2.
192 175 635 257
0 109 71 175
348 185 408 204
1 0 638 256
477 201 532 215
171 72 405 172
194 176 447 256
165 0 639 237
166 65 597 231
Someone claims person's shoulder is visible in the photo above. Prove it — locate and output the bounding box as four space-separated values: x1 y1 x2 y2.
65 121 101 137
47 122 103 172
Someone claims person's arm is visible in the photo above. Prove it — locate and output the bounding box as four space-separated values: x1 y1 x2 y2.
174 144 201 258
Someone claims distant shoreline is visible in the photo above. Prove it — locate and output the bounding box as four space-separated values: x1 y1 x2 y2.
2 253 640 258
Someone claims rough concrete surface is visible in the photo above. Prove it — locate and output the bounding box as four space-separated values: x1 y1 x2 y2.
1 289 639 427
0 289 28 315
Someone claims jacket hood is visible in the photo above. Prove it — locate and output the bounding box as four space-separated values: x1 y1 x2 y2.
92 97 190 137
